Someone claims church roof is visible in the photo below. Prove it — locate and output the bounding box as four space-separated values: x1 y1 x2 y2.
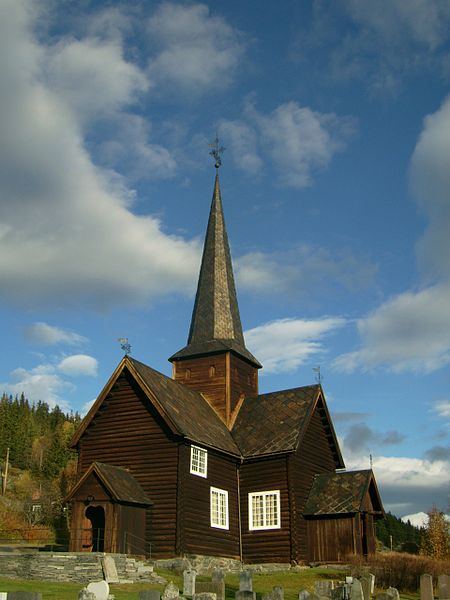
65 461 152 506
303 469 383 515
169 174 261 368
232 385 343 464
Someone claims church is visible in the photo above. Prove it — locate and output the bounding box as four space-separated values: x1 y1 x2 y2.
66 164 384 564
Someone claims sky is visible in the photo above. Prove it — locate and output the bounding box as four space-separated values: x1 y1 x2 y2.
0 0 449 521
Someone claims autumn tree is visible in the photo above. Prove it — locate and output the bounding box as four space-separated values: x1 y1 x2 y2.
420 506 450 559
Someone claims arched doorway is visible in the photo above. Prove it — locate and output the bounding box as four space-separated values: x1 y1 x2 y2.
84 505 105 552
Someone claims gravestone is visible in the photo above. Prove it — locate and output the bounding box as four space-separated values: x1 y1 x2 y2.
386 588 399 600
184 569 197 597
315 582 333 597
0 593 6 600
350 579 364 600
438 575 450 600
87 580 110 600
236 591 256 600
298 591 310 600
102 556 119 584
212 570 225 584
361 574 375 600
163 581 180 600
8 594 43 600
263 587 284 600
420 575 434 600
240 571 253 592
139 592 161 600
193 593 217 600
196 580 225 600
78 591 96 600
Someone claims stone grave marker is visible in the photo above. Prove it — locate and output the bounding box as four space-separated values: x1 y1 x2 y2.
193 593 217 600
360 575 375 600
315 581 333 597
139 592 162 600
386 588 399 600
184 569 197 597
350 579 364 600
212 570 225 584
438 575 450 600
87 580 110 600
240 571 253 592
163 581 180 600
298 591 310 600
420 575 434 600
78 591 96 600
0 593 6 600
196 580 225 600
7 594 43 600
102 556 119 584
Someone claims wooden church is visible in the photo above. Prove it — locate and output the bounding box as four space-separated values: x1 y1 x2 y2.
66 168 384 564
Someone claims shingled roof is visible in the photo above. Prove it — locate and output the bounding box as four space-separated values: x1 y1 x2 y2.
303 469 383 515
231 384 343 464
170 174 260 368
65 461 152 506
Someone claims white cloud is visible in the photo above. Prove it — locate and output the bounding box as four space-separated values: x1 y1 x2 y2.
147 3 245 94
0 0 200 308
344 453 450 515
24 322 87 346
433 399 450 419
244 317 345 374
334 96 450 374
1 364 72 411
221 101 356 188
236 245 376 297
58 354 98 377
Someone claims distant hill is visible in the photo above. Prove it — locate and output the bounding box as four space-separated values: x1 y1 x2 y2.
376 511 424 553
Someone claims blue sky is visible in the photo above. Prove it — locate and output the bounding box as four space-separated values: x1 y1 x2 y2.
1 0 449 521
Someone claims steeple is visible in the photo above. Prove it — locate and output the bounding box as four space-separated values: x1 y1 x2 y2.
169 166 261 427
170 173 260 367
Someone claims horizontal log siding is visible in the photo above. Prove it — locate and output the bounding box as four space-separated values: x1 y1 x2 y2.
76 371 178 557
240 456 291 563
288 403 338 563
230 354 258 416
306 516 355 562
178 442 240 558
173 355 227 421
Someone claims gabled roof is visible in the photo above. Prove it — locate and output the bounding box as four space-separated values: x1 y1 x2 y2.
65 461 152 506
71 356 240 457
303 469 384 516
170 174 261 368
232 385 344 465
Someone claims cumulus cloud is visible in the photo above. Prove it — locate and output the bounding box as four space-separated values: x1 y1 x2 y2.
58 354 98 377
24 322 87 346
433 399 450 419
221 101 356 188
334 96 450 373
244 317 345 374
344 453 449 515
236 245 376 298
147 3 245 93
0 0 200 308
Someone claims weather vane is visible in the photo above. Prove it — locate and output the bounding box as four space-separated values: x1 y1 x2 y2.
209 135 225 170
118 337 131 355
312 365 322 385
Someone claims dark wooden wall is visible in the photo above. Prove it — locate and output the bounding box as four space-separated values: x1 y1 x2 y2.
229 354 258 418
177 443 240 558
306 515 356 562
239 456 291 563
288 402 339 563
76 369 179 557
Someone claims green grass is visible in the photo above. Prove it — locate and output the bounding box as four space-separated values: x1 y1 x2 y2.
0 566 420 600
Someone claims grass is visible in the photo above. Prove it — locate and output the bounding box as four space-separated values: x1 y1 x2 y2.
0 565 421 600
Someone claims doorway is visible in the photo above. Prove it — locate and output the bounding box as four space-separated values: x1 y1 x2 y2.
84 505 105 552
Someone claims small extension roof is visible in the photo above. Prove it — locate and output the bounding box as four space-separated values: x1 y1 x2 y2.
303 469 384 516
65 461 152 506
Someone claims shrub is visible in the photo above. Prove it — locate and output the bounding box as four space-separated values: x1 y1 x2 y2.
347 551 450 592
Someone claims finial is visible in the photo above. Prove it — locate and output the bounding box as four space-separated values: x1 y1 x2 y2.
209 135 225 170
118 337 131 355
312 365 322 384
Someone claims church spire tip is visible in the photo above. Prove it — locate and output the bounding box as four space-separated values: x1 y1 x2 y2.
209 135 225 170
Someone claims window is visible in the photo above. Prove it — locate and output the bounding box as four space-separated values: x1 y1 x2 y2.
210 487 228 529
190 445 207 477
248 490 281 530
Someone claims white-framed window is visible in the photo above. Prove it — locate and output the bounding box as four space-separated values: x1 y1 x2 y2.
248 490 281 530
210 487 229 530
190 445 207 478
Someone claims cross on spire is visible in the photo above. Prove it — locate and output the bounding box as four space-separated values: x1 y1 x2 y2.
209 135 225 170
